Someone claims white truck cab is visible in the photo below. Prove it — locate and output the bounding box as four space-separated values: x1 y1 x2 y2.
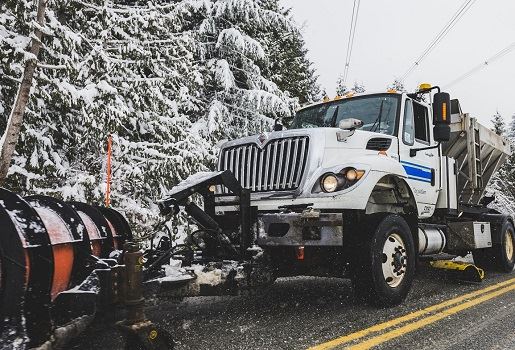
219 91 443 217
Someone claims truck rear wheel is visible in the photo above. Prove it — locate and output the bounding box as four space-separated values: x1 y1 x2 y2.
349 214 415 307
473 219 515 272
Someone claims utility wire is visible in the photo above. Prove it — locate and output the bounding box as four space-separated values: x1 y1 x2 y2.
401 0 477 81
342 0 356 84
444 41 515 88
342 0 361 85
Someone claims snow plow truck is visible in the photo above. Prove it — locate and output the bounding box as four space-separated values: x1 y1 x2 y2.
156 84 515 306
1 84 515 348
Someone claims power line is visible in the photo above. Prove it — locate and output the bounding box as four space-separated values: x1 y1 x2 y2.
401 0 477 81
342 0 361 85
444 41 515 88
402 0 475 80
343 0 360 84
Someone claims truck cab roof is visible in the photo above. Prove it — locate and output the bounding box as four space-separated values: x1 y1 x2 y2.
297 91 434 113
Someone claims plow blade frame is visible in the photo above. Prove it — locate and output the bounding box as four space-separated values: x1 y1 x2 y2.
158 171 252 259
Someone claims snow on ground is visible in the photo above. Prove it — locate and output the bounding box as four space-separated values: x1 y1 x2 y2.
150 258 244 287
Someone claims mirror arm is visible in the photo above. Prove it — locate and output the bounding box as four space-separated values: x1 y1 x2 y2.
410 142 441 157
407 85 441 100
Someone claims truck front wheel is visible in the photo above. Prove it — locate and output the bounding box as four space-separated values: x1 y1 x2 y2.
349 214 415 307
473 219 515 272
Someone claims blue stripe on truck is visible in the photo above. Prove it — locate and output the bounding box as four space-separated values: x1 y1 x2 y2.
400 160 432 170
401 161 432 183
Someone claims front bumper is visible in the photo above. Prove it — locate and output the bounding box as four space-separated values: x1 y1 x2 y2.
258 211 343 247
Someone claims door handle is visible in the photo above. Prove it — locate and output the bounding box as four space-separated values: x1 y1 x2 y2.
424 152 434 157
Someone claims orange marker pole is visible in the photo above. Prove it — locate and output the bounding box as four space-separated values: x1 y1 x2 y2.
105 135 112 207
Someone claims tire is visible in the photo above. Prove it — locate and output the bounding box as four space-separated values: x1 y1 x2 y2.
473 219 515 272
349 214 416 307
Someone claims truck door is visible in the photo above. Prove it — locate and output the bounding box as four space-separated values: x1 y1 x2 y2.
398 98 440 216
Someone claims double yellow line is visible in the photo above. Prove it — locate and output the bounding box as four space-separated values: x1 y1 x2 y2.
309 277 515 350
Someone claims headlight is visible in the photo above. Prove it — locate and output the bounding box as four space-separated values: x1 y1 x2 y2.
321 174 340 193
345 168 365 181
313 167 366 194
346 168 358 181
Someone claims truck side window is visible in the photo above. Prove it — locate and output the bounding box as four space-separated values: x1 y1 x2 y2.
403 99 414 145
413 101 429 143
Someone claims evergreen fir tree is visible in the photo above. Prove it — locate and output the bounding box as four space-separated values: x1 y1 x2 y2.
256 1 320 105
2 0 212 229
491 110 505 135
486 112 515 214
387 79 406 92
351 81 365 94
0 0 313 233
336 78 364 95
507 113 515 140
335 75 347 96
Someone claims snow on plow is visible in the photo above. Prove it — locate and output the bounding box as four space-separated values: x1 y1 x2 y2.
0 188 131 348
0 171 273 349
147 170 275 298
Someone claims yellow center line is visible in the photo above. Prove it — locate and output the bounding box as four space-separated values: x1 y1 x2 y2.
349 282 515 349
308 277 515 350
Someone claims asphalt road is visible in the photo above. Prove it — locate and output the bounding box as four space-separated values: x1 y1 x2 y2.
71 263 515 350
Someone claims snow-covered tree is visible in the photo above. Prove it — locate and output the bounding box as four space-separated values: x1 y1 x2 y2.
506 113 515 140
2 0 212 230
336 78 365 96
487 112 515 213
387 79 406 92
336 75 347 96
0 0 48 183
257 1 320 104
351 81 365 94
196 0 297 143
491 110 505 135
0 0 312 233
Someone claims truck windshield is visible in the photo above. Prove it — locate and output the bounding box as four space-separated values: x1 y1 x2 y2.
290 94 400 135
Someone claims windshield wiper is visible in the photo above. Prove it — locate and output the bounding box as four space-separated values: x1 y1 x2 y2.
370 100 384 132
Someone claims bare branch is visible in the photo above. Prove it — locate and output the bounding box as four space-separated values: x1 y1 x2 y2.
37 63 67 70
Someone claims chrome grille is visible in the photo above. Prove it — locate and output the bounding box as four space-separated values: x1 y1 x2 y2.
219 136 309 192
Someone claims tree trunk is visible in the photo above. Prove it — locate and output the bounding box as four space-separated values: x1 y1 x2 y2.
0 0 47 183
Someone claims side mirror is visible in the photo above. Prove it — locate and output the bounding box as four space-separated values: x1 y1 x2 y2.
433 92 451 142
338 118 363 130
273 119 283 131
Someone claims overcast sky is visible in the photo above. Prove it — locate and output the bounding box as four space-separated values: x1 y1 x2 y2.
280 0 515 127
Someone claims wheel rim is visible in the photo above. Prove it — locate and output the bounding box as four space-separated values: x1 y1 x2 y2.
382 233 408 288
506 230 514 262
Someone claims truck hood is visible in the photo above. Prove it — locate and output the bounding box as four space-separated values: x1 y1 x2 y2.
218 127 399 197
221 127 392 150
